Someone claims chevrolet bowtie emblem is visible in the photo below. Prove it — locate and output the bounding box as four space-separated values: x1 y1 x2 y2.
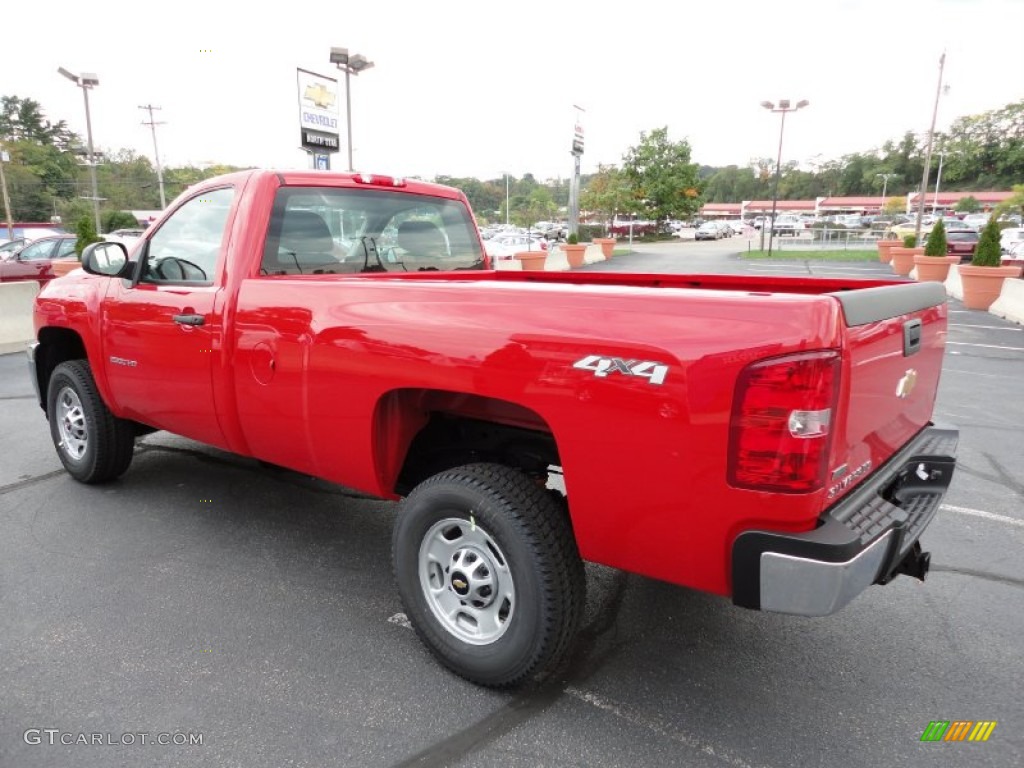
303 83 336 109
896 369 918 399
452 578 467 590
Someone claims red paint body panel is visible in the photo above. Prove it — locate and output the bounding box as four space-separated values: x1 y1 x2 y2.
33 170 950 599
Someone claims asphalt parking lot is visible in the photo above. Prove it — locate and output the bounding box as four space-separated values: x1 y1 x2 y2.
2 243 1021 768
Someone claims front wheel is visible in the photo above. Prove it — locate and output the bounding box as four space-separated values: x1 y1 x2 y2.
47 360 136 483
393 463 584 687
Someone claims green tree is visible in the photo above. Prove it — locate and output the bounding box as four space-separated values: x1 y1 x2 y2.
924 218 947 256
972 218 1002 266
1 95 76 149
884 196 907 215
955 196 981 213
621 127 702 223
73 214 103 258
581 164 634 230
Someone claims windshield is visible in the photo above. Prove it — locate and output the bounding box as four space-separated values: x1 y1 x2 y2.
261 186 486 275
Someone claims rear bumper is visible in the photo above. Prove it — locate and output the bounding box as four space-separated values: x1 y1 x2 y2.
731 423 958 616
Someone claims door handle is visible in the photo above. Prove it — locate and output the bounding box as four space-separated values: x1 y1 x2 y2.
173 313 205 326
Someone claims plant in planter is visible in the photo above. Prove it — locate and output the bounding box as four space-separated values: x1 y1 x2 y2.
562 232 587 268
913 218 958 282
958 217 1022 310
890 232 923 277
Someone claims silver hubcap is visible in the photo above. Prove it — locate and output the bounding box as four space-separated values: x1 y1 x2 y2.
56 386 88 460
419 517 514 645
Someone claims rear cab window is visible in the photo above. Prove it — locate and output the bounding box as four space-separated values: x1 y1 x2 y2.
260 186 485 276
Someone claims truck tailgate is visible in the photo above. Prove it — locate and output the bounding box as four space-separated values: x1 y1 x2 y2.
827 282 948 504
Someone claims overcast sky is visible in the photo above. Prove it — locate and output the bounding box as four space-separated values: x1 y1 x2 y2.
5 0 1022 183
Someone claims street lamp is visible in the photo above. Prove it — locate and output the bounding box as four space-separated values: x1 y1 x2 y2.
760 99 809 257
875 173 896 202
58 66 102 234
329 47 375 172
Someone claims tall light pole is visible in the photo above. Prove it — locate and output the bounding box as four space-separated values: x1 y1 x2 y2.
914 52 946 245
933 150 946 214
505 172 510 226
138 104 167 209
875 172 896 203
760 99 809 257
329 47 374 172
58 67 102 234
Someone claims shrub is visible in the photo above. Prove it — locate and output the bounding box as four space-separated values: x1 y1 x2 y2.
567 232 579 245
972 218 1002 266
103 210 141 232
902 234 917 249
577 224 604 242
924 218 947 256
73 215 103 259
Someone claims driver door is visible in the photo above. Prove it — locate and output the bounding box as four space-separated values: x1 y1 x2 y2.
101 187 236 448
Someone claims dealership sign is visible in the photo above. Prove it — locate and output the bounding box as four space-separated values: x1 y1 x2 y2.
297 68 339 153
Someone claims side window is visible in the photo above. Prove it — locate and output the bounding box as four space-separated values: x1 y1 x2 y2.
143 187 234 284
20 240 56 261
56 238 78 258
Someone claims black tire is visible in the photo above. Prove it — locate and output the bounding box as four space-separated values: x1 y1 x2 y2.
47 360 136 483
393 463 585 687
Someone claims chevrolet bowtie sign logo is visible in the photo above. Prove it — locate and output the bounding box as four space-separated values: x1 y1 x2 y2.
304 83 336 109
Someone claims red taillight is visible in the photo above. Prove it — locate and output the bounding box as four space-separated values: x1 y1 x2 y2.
728 350 840 493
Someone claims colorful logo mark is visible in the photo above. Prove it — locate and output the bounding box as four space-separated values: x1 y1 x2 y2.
921 721 997 742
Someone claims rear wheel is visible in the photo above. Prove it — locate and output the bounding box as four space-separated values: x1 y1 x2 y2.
393 463 584 687
47 360 136 483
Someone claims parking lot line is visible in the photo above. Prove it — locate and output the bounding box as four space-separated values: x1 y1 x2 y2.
946 341 1024 352
948 324 1021 331
941 504 1024 529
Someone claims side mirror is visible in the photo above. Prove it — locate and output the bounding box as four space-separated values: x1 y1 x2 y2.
81 241 133 278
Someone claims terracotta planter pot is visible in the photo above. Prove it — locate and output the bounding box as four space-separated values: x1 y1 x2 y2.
593 237 616 259
50 258 82 278
958 264 1023 310
913 254 959 283
514 251 547 271
890 247 923 276
562 244 587 268
876 239 902 264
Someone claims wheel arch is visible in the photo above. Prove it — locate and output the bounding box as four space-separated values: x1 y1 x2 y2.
34 327 89 411
372 388 562 498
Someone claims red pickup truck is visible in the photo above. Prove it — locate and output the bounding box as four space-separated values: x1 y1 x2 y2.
29 170 958 687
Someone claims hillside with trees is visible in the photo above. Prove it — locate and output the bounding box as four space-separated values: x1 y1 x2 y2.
2 93 1021 230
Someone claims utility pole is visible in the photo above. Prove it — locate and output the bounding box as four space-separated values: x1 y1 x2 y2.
914 52 946 246
0 146 14 240
138 104 167 209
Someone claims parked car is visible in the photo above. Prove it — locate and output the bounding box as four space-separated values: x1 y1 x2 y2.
694 222 724 240
960 213 990 231
484 232 548 260
29 167 958 687
885 221 933 241
771 215 805 236
999 227 1024 254
945 230 980 262
0 234 77 284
